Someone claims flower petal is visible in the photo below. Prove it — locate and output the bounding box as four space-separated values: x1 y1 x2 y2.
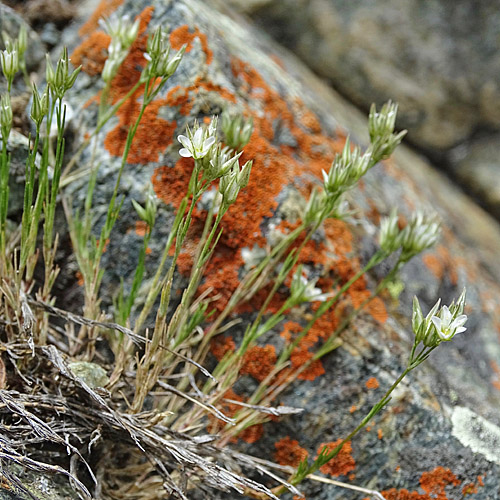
431 316 441 332
440 305 452 324
179 148 192 158
204 136 216 149
193 127 204 146
178 135 190 148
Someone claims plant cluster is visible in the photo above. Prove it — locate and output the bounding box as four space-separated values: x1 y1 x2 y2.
0 16 467 500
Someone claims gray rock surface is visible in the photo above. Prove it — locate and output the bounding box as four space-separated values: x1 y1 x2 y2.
4 0 500 498
448 133 500 219
0 464 77 500
227 0 500 154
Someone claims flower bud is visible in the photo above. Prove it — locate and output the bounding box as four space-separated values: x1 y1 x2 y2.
165 45 185 77
237 160 252 188
30 84 49 127
400 212 440 262
0 93 13 140
221 111 254 150
47 48 81 99
303 187 326 226
17 24 27 58
379 209 403 254
1 48 19 85
219 170 240 205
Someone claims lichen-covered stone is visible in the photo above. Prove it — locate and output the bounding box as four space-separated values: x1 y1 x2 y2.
68 361 109 388
0 464 77 500
35 0 500 497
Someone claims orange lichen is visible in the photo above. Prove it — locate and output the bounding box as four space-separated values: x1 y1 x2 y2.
317 439 355 477
348 287 388 324
210 335 236 361
367 296 389 323
274 437 308 467
365 377 380 390
490 361 500 391
278 304 341 382
349 405 357 413
420 467 460 499
170 25 213 65
462 483 478 495
240 424 264 444
290 343 325 381
209 389 263 443
104 98 177 163
240 345 277 382
135 220 148 237
365 466 465 500
71 32 111 76
422 254 444 280
96 238 110 253
377 428 383 439
75 271 84 286
280 321 303 343
78 0 124 37
422 244 459 285
375 489 428 500
299 108 322 134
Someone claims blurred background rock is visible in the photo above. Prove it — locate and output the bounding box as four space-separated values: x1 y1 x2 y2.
227 0 500 218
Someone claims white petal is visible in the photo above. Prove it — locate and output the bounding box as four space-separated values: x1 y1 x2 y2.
431 316 442 331
440 306 452 324
455 326 467 335
193 127 204 146
178 135 190 148
322 169 329 184
453 314 468 327
204 136 216 148
179 148 192 157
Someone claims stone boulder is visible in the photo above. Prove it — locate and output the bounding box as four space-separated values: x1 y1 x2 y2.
448 132 500 220
226 0 500 154
4 0 500 498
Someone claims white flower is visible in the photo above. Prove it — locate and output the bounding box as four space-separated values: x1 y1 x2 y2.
400 211 440 261
379 209 402 254
431 306 467 341
290 270 331 304
1 49 19 79
301 276 331 302
178 127 216 159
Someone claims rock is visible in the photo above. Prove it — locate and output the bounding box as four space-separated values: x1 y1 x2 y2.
448 133 500 219
0 464 77 499
68 361 109 388
7 0 500 498
226 0 500 153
